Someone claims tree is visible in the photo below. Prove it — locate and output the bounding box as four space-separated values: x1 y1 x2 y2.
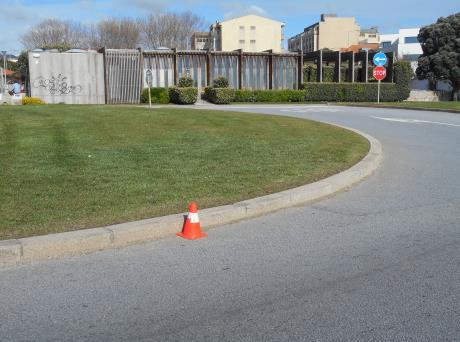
14 52 29 83
88 18 141 49
140 12 207 49
21 19 88 51
416 12 460 101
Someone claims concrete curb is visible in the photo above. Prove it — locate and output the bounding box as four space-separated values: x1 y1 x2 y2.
0 125 382 269
337 103 460 114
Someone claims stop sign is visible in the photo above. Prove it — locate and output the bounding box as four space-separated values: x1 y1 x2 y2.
373 66 387 81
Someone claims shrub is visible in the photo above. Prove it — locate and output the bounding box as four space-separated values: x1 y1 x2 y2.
394 60 413 100
204 87 235 104
234 89 255 102
178 76 194 88
304 64 349 82
140 87 170 104
22 96 45 105
169 87 198 104
233 89 305 102
232 83 407 103
303 82 405 102
213 76 229 88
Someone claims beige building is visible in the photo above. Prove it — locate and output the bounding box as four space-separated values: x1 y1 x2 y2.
191 32 211 50
359 27 380 44
209 14 285 52
288 14 379 53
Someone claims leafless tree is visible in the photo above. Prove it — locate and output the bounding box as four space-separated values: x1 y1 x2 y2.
21 19 88 51
88 18 141 49
21 12 207 51
140 12 208 49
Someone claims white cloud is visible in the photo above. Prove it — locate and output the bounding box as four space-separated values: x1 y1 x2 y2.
222 2 269 19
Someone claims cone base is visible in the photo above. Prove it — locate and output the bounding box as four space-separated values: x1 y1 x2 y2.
176 232 208 240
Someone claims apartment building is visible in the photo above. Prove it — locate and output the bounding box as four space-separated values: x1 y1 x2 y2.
209 14 285 52
191 32 211 50
380 28 422 69
359 27 380 44
288 14 379 53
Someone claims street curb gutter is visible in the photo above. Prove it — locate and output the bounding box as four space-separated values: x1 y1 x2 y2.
337 103 460 114
0 126 382 269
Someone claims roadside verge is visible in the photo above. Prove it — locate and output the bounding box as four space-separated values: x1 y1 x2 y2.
0 125 382 269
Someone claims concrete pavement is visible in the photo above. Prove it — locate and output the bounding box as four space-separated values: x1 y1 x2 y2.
0 105 459 341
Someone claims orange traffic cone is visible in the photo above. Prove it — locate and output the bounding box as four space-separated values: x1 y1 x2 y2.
177 202 207 240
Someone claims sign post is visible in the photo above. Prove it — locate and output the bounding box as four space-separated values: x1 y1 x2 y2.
373 66 387 103
372 52 388 104
145 69 153 108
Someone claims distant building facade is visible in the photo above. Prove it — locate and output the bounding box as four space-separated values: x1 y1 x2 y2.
380 28 422 70
191 32 211 50
359 27 380 44
288 14 380 53
209 14 285 52
341 43 379 53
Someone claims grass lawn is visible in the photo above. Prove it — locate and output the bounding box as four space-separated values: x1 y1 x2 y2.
0 105 369 239
340 101 460 112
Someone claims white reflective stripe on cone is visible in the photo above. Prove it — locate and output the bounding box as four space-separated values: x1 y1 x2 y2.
189 212 200 223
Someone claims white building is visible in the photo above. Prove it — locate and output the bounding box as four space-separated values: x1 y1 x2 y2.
380 27 457 100
380 28 422 70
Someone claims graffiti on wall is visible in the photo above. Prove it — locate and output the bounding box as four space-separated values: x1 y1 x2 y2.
33 74 82 95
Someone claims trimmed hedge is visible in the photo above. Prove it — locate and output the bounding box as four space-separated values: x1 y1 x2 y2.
231 83 407 103
169 87 198 104
204 87 235 104
233 89 306 102
140 87 170 104
303 82 404 102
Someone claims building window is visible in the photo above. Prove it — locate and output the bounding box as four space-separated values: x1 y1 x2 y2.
381 41 392 48
368 34 377 38
239 40 245 44
250 40 256 44
404 36 419 44
250 26 256 30
239 26 245 30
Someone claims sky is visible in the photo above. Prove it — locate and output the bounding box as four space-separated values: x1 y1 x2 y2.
1 0 459 55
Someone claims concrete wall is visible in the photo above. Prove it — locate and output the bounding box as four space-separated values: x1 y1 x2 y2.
29 51 105 104
215 15 284 52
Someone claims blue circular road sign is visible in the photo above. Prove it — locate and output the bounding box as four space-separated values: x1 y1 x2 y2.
373 52 388 66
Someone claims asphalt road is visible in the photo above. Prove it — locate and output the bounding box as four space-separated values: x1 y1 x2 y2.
1 105 459 341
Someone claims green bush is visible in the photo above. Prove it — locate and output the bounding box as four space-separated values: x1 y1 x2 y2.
304 64 349 82
303 82 405 102
169 87 198 104
213 76 229 88
233 89 306 102
140 87 170 104
204 87 235 104
234 89 255 102
178 76 194 88
394 60 413 100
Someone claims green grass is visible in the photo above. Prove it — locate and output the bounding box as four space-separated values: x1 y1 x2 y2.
0 105 369 239
340 101 460 112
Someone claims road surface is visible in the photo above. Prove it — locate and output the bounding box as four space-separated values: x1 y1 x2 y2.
1 105 459 341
